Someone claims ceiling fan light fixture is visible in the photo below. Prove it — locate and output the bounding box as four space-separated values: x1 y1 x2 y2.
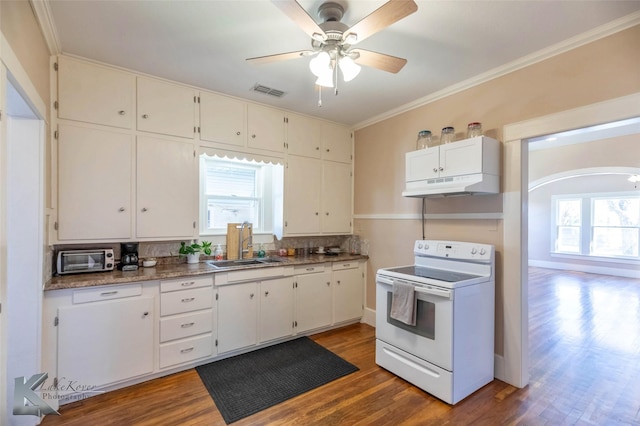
315 69 334 88
338 56 361 82
309 51 331 77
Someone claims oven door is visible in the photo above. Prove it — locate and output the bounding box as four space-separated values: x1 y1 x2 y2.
376 274 453 371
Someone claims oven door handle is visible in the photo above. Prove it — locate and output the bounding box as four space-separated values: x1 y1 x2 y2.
415 286 453 300
376 276 395 286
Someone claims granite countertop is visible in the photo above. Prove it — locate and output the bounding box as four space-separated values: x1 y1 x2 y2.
44 253 368 291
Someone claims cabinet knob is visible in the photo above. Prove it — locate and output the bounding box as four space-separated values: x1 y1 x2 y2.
326 148 330 152
142 311 149 317
315 212 319 216
325 212 329 216
265 291 269 297
251 134 256 139
316 147 320 150
439 167 444 171
326 282 330 286
118 110 126 116
118 207 125 212
433 168 438 173
141 207 148 212
236 131 241 136
142 114 149 119
337 280 341 285
250 293 254 299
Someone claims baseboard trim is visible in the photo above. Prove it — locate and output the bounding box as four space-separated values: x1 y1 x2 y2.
361 307 376 327
529 259 640 278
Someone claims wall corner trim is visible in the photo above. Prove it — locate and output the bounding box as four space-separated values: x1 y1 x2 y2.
30 0 62 55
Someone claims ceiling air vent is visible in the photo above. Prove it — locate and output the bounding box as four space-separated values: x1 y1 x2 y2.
251 84 286 98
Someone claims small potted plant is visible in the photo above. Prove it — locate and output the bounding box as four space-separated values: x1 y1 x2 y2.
179 241 212 264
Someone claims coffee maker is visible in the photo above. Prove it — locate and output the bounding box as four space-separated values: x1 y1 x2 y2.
119 242 139 271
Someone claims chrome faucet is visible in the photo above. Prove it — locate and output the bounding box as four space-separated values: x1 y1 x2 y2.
238 221 252 260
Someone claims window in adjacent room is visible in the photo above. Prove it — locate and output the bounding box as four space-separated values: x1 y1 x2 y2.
199 155 283 236
552 193 640 260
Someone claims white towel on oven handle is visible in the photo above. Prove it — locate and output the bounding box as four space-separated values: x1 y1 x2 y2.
390 281 417 326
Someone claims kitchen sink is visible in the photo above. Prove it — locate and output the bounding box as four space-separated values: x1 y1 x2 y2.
206 257 286 269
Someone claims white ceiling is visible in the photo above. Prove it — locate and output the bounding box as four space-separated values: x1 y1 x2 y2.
45 0 640 127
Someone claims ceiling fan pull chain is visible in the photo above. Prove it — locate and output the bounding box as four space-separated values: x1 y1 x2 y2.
334 61 339 96
318 86 323 107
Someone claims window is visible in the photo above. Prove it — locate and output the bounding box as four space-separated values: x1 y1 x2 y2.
552 193 640 260
200 155 283 235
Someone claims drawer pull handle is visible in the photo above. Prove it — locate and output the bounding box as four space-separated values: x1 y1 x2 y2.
306 267 315 271
143 312 149 317
181 281 195 287
181 322 195 328
100 291 118 296
181 297 195 303
343 264 351 267
180 347 194 353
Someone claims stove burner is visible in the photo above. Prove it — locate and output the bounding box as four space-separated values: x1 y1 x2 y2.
385 266 481 283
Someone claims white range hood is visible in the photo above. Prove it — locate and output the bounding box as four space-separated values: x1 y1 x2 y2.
402 136 501 198
403 172 499 198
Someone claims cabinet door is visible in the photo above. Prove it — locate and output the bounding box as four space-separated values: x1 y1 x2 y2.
137 77 196 139
286 113 322 158
321 122 352 163
322 161 352 234
247 103 285 153
284 156 322 235
136 136 196 238
57 56 134 129
333 266 363 323
199 92 246 147
57 124 133 240
406 148 440 181
260 277 294 342
295 272 332 333
57 296 154 388
217 282 258 353
440 138 483 177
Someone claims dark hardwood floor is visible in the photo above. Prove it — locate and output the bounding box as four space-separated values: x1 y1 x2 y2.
41 268 640 425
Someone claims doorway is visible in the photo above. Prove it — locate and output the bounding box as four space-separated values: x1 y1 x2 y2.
501 92 640 389
3 75 45 425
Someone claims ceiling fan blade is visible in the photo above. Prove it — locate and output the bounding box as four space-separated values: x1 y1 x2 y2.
351 49 408 74
343 0 418 44
246 50 313 65
271 0 327 41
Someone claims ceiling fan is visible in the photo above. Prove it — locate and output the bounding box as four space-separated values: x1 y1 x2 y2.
247 0 418 92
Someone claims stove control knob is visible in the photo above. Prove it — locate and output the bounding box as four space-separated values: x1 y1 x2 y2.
424 244 429 250
479 248 486 255
417 243 424 249
471 248 477 255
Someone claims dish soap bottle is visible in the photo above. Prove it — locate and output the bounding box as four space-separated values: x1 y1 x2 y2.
257 244 266 258
214 244 223 261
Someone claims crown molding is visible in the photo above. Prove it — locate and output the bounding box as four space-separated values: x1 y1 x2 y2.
29 0 61 55
354 12 640 131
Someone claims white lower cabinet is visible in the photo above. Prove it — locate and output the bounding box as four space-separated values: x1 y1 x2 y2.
159 276 214 369
217 281 258 354
55 283 155 390
333 261 364 324
217 276 295 354
259 277 295 343
294 264 332 333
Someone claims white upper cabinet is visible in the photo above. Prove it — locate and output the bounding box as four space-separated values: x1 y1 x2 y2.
136 136 197 239
321 122 352 163
57 124 133 241
137 77 196 139
57 56 134 129
322 161 352 234
199 92 246 147
247 103 285 153
286 113 322 158
284 156 322 235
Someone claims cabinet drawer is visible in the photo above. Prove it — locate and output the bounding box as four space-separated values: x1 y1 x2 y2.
160 276 212 293
72 283 142 304
159 334 213 369
160 310 213 343
332 261 359 271
294 264 327 275
160 287 212 316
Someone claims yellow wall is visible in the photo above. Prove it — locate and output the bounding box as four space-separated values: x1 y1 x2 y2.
354 25 640 355
1 0 50 110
